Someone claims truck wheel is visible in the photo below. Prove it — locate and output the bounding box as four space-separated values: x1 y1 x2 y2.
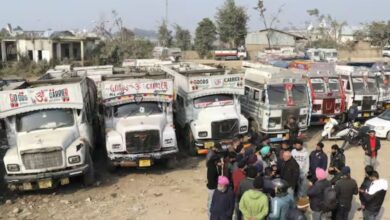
386 131 390 141
83 152 95 186
165 156 177 169
106 157 117 173
185 127 197 156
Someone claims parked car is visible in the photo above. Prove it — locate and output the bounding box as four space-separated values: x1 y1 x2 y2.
365 109 390 140
382 46 390 57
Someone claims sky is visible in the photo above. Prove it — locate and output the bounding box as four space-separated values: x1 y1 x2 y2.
1 0 389 32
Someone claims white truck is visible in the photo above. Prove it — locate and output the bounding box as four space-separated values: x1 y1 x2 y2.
306 48 338 62
0 78 98 190
372 63 390 112
101 73 178 170
242 62 311 142
336 65 379 118
214 47 247 60
161 62 248 155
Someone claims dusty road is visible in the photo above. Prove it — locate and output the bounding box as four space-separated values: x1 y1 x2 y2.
0 127 389 220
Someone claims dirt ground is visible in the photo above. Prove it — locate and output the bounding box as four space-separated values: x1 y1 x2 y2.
0 127 389 220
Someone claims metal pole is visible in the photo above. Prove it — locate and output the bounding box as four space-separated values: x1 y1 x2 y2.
165 0 168 24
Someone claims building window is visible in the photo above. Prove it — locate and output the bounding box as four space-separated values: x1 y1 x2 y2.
27 50 33 60
38 50 42 61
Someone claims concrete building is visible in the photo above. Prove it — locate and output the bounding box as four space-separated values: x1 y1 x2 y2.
245 28 307 58
0 30 99 64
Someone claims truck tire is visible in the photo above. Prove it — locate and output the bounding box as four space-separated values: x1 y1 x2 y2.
106 157 117 173
165 156 177 169
185 127 197 156
83 152 95 186
386 131 390 141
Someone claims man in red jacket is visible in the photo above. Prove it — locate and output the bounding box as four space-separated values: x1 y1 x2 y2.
362 130 381 169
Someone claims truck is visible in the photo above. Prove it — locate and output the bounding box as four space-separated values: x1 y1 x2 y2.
336 65 379 119
241 62 311 142
161 62 248 155
306 48 338 62
289 61 345 125
0 77 98 190
214 47 247 60
372 63 390 112
101 73 178 170
152 47 182 62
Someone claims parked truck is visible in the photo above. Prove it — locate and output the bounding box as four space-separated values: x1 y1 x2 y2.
161 62 248 155
214 47 247 60
372 63 390 112
336 65 379 118
242 62 311 142
289 61 345 125
0 77 98 190
101 73 178 170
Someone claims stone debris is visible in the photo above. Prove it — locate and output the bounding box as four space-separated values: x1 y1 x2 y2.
60 200 70 205
12 207 21 214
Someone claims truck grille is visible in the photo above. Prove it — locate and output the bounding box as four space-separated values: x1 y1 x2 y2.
322 98 335 114
362 96 372 111
282 108 300 124
211 119 239 139
22 150 63 170
125 130 160 153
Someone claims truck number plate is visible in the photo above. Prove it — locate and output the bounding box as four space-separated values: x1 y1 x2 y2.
38 179 52 189
204 142 214 149
139 159 151 167
363 112 370 117
386 104 390 109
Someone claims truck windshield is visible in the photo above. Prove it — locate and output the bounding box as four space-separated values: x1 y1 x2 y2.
16 109 74 132
328 78 340 92
193 94 234 108
292 84 309 105
352 77 378 93
114 102 163 118
267 85 286 105
310 78 326 93
377 74 390 90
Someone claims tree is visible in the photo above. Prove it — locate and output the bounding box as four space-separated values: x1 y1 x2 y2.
366 21 390 47
194 18 217 58
255 0 284 49
158 21 173 47
215 0 248 48
174 25 192 50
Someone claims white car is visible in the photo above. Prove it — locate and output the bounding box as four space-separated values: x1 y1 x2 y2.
365 110 390 140
383 47 390 57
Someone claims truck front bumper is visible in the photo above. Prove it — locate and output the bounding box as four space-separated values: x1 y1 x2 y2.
108 148 178 167
4 164 89 190
194 139 236 155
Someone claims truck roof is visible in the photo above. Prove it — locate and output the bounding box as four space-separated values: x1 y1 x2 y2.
162 62 245 99
243 62 305 85
101 75 174 106
293 62 337 78
0 78 86 118
336 65 375 77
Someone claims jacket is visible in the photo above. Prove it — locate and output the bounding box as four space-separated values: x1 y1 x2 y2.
285 122 299 144
286 208 307 220
359 176 372 205
307 179 331 211
362 179 388 213
237 178 255 202
329 150 345 171
362 136 381 157
348 105 358 121
291 148 310 176
232 169 246 195
210 188 235 220
207 160 221 190
309 150 328 176
239 189 269 220
279 158 300 190
334 176 358 210
262 176 275 196
268 193 295 220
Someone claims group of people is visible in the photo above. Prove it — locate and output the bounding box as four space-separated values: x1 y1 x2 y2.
206 129 388 220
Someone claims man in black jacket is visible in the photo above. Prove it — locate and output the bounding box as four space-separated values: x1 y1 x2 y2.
309 142 328 183
347 102 358 122
362 130 381 169
358 165 374 211
279 151 300 195
207 155 222 217
361 171 388 220
307 168 331 220
285 116 300 146
334 166 358 220
328 144 345 175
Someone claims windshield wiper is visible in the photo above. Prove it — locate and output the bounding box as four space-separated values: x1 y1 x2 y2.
53 124 71 130
25 127 49 133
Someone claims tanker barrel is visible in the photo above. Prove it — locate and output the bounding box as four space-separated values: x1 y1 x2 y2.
179 68 225 76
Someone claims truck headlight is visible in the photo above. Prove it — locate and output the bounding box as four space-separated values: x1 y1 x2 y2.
112 144 121 150
68 156 81 164
7 164 20 172
198 131 208 137
240 126 248 132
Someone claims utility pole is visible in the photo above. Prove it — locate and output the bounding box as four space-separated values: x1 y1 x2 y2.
165 0 168 24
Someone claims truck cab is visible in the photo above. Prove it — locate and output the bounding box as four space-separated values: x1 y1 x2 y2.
0 78 97 191
161 62 248 155
242 62 311 142
372 63 390 112
101 73 178 169
336 65 379 119
290 62 345 125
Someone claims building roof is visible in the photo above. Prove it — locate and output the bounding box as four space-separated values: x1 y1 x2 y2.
255 28 307 40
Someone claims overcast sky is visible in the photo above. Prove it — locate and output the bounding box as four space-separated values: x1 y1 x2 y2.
1 0 389 32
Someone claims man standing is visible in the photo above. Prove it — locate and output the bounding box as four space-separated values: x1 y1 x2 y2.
358 165 374 211
210 176 235 220
285 116 299 145
279 151 300 196
207 155 223 217
291 140 310 197
307 168 332 220
239 176 269 220
237 166 258 220
347 102 358 123
362 130 381 169
309 142 328 183
328 144 346 176
334 166 358 220
361 171 388 220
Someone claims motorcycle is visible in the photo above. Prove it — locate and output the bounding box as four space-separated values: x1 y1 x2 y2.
321 118 350 140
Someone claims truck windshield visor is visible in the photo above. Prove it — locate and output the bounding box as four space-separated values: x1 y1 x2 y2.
114 102 163 118
267 85 286 105
310 78 326 93
352 77 377 93
328 78 340 92
193 94 234 108
16 109 74 132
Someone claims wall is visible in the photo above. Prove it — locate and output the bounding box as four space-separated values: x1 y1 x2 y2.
338 41 382 62
245 31 296 47
17 39 52 62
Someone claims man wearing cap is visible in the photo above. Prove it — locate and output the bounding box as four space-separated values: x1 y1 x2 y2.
362 130 381 169
259 145 277 169
334 166 358 220
307 168 331 220
210 176 235 220
308 142 328 183
239 176 269 220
